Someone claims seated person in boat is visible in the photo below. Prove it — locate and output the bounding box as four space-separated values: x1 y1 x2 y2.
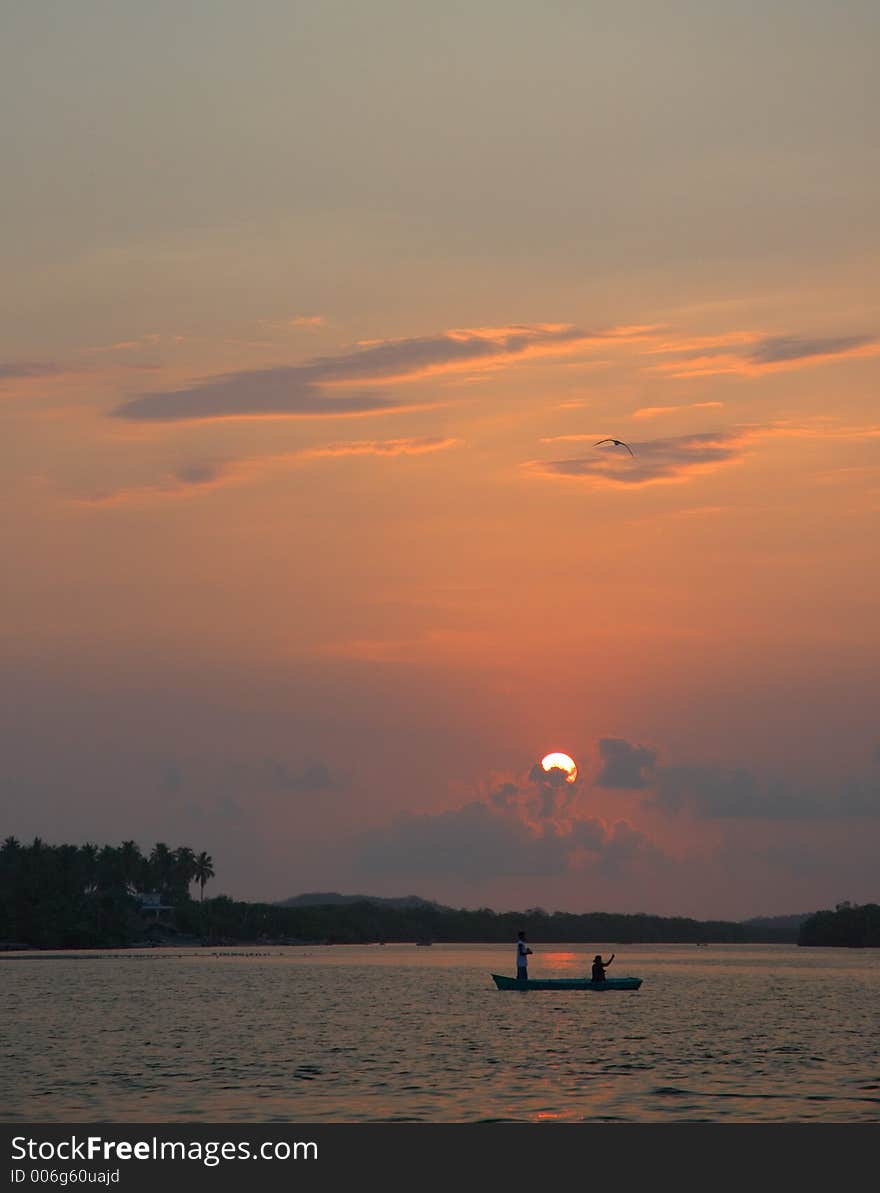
591 953 615 982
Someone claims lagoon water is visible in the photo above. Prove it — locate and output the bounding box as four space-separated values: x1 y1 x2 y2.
3 943 879 1122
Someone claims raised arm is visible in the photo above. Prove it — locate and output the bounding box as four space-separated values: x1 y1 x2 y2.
606 954 615 966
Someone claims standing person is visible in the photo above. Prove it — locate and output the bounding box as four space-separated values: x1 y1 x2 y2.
516 930 533 981
591 953 615 982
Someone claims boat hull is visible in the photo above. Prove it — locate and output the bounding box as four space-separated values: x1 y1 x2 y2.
491 973 642 991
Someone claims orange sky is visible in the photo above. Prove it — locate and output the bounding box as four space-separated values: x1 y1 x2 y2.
2 2 879 918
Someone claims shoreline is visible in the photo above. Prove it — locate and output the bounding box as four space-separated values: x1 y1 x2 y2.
0 939 816 958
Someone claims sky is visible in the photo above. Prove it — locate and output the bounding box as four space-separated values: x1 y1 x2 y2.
2 1 879 920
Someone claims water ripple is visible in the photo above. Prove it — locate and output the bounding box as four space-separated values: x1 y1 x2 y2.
3 942 879 1122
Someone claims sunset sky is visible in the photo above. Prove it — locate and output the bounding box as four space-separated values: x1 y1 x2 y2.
3 1 879 920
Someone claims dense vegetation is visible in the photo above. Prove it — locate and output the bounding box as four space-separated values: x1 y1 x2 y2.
8 837 871 949
173 898 798 946
797 902 880 948
2 836 802 949
0 837 213 948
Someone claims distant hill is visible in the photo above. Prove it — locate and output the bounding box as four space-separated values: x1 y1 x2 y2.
278 896 809 927
277 892 449 911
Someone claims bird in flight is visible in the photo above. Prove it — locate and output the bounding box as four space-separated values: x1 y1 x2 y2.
594 438 635 457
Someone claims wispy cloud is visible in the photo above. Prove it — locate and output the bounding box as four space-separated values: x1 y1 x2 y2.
750 334 875 365
84 336 161 354
105 318 877 424
300 437 459 459
531 420 880 489
257 315 327 334
538 433 602 444
528 429 754 487
75 462 233 505
314 323 656 385
111 375 412 423
74 437 459 505
110 323 655 423
648 332 878 378
287 315 326 329
0 361 65 382
631 402 724 420
646 331 758 354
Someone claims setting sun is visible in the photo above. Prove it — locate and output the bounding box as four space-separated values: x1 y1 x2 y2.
540 752 578 783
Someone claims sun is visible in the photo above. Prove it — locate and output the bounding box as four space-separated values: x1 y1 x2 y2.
540 752 578 783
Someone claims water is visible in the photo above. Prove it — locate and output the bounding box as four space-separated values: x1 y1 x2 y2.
3 943 878 1122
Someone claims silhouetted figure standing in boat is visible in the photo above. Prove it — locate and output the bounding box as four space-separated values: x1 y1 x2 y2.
591 953 615 982
516 930 533 981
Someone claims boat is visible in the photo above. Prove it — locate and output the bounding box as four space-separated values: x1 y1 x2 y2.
491 973 642 991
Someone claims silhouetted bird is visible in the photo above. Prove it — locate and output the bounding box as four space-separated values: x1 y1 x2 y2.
594 438 635 457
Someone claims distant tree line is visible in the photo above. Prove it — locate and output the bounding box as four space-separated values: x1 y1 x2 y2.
0 832 798 947
10 837 873 950
0 837 213 948
187 901 796 946
797 902 880 948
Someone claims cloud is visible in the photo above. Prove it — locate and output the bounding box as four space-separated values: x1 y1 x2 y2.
85 339 161 355
649 764 880 820
596 738 657 789
76 462 233 505
646 331 758 354
111 375 408 423
105 319 879 421
569 732 880 822
648 332 878 378
306 323 600 384
259 315 327 333
536 418 880 489
351 755 668 883
631 402 724 420
527 760 578 792
75 438 458 504
749 334 876 365
300 437 459 459
0 361 64 382
651 765 767 817
109 323 653 423
354 801 573 878
528 429 753 487
353 799 661 881
287 315 326 329
538 434 601 444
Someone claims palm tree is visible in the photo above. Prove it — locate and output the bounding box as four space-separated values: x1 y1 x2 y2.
118 840 144 894
173 846 197 900
79 842 99 894
148 842 174 896
193 851 215 901
0 836 21 880
97 844 126 892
